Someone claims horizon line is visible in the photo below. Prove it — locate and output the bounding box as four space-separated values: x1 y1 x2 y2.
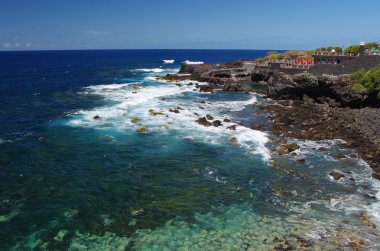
0 48 291 53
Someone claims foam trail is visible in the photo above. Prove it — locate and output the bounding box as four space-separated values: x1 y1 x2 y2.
134 68 165 73
183 60 204 65
68 80 270 161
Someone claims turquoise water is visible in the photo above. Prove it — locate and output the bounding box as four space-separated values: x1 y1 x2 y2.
0 50 379 250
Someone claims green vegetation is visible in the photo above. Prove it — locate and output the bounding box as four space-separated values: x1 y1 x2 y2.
345 45 360 55
255 50 313 62
351 65 380 99
315 46 342 52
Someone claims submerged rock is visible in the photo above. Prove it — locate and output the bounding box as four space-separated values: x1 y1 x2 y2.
230 137 238 145
131 209 144 217
131 117 141 123
329 171 345 181
54 229 68 242
136 128 147 133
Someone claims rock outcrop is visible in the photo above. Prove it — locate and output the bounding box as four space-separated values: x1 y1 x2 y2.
267 72 379 108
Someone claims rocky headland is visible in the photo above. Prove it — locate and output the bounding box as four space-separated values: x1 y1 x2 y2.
159 62 380 179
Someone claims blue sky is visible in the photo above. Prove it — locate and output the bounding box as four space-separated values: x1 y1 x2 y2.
1 0 379 51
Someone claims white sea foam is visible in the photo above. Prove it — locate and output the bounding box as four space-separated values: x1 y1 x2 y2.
183 60 204 65
134 68 179 74
134 68 165 73
291 138 380 228
162 59 175 64
68 80 270 161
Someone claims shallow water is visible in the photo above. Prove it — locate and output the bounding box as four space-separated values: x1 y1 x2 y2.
0 50 379 250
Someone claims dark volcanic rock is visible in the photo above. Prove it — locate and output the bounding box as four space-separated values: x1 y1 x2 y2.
212 120 223 127
223 84 248 92
195 117 212 127
285 143 300 153
227 125 237 130
198 85 214 93
179 64 215 78
329 171 345 181
206 114 214 120
267 72 378 108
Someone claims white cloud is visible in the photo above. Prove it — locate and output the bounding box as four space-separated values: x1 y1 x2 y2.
83 30 111 36
3 42 11 48
25 42 32 47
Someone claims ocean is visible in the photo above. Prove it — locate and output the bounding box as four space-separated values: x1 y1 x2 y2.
0 50 379 250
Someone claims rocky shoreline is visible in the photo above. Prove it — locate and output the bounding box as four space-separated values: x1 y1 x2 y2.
159 62 380 180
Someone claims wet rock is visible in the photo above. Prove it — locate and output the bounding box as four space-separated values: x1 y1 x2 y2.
206 114 214 120
329 171 345 180
230 137 238 145
223 118 231 122
169 108 180 113
212 120 223 127
199 85 214 93
93 115 100 120
195 117 212 127
227 125 237 130
277 148 288 156
285 143 300 153
296 157 306 163
336 152 346 159
149 109 164 116
136 128 146 133
131 117 141 123
251 124 261 130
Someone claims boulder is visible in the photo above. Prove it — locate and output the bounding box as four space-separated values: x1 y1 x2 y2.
212 120 223 127
195 117 212 127
227 125 237 130
329 171 345 181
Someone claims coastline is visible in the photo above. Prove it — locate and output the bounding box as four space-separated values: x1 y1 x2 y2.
159 62 380 180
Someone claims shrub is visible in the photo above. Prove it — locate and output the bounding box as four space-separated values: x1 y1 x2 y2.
255 58 265 63
351 69 366 83
351 65 380 98
267 51 279 55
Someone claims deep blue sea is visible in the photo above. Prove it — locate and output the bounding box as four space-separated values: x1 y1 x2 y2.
0 50 379 250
